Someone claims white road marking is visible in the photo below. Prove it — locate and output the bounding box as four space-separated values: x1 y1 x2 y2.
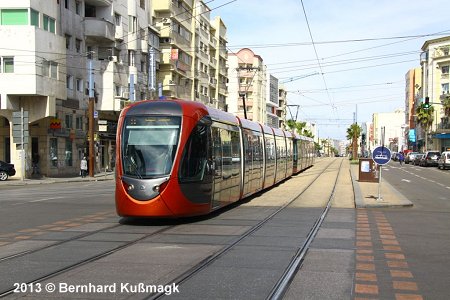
13 196 65 205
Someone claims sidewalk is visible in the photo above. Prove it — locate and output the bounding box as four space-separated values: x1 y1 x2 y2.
2 171 115 186
349 162 413 208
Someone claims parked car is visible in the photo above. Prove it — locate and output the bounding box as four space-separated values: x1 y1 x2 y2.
437 151 450 170
420 151 441 167
412 154 424 166
405 152 419 164
0 160 16 181
391 152 399 161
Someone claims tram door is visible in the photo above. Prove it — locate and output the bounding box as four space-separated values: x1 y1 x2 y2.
211 127 222 209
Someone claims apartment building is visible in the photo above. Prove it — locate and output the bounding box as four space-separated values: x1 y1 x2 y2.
227 48 267 123
404 68 421 151
0 0 230 179
278 84 288 129
0 0 160 178
420 36 450 152
152 0 228 108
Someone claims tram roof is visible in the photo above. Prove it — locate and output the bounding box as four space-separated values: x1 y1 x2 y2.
206 106 239 126
272 127 285 137
237 117 262 132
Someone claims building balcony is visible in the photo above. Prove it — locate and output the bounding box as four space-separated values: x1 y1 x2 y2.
440 92 450 100
85 0 112 6
433 46 450 59
84 18 115 42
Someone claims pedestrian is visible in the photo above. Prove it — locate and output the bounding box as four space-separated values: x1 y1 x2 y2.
80 156 88 178
398 152 404 166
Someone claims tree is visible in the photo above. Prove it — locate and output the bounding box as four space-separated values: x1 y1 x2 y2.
416 103 434 151
443 95 450 118
346 123 362 160
286 119 315 139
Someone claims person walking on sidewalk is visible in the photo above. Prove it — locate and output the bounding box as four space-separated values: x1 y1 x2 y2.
80 156 88 178
398 152 405 166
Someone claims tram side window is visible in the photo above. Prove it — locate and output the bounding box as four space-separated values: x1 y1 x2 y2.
179 125 208 182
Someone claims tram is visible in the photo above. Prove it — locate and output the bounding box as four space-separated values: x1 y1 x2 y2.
115 99 315 218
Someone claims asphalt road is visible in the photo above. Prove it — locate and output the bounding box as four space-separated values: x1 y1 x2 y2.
0 181 116 234
374 162 450 300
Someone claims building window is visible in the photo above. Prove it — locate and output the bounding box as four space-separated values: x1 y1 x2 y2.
30 9 39 27
76 116 83 130
114 13 121 26
442 83 449 94
75 1 81 15
43 61 58 78
128 50 135 66
76 78 83 92
65 34 71 49
65 114 73 129
139 0 145 9
75 39 81 53
65 139 72 167
0 9 28 25
65 0 70 9
129 16 137 33
66 75 73 89
442 65 449 74
43 15 55 33
2 57 14 73
50 138 58 167
115 85 121 96
50 62 58 79
85 4 96 17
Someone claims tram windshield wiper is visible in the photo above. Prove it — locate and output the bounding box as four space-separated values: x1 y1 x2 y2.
124 155 143 179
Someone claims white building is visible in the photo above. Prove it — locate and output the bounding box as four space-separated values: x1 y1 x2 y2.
0 0 229 179
371 109 406 152
227 48 267 123
420 37 450 152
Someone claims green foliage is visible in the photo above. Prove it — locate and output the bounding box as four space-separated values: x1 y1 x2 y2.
286 119 315 139
416 103 434 130
346 123 362 160
443 95 450 117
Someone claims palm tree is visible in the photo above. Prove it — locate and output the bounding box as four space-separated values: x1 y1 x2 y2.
346 123 362 160
416 103 434 151
443 95 450 118
286 119 314 139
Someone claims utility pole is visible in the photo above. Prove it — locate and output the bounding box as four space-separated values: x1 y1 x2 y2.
236 66 259 120
88 51 95 177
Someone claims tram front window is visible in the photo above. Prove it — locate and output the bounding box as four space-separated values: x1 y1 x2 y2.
122 116 181 178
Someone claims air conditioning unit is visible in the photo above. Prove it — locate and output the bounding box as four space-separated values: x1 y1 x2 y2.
108 56 118 62
122 92 129 99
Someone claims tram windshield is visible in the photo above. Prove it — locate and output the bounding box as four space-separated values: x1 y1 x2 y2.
122 116 181 178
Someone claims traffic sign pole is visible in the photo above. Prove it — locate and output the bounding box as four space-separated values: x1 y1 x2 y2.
372 146 392 201
377 165 382 201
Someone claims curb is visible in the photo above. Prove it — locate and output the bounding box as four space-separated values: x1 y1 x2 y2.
349 163 413 208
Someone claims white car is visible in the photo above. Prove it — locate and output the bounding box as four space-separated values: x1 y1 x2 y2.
437 151 450 170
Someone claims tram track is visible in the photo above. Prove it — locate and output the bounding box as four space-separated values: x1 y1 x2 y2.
147 158 344 300
0 158 344 299
0 222 179 297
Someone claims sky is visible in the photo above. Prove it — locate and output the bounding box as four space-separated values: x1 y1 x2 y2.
210 0 450 140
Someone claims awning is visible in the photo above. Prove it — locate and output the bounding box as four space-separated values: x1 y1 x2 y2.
433 133 450 139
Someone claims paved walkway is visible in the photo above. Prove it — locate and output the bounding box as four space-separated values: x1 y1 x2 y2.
1 171 115 186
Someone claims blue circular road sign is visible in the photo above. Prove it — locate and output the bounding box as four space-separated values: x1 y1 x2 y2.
372 146 391 165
